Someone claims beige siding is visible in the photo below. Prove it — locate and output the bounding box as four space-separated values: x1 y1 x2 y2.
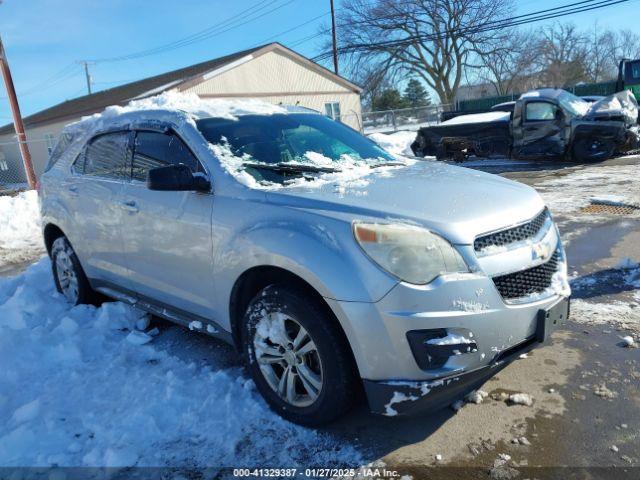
183 49 362 130
186 50 353 95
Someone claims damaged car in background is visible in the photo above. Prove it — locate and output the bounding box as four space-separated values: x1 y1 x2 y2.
411 89 639 163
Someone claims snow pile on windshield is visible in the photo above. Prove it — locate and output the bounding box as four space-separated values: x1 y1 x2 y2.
209 139 408 192
441 111 510 125
0 259 363 467
368 131 418 156
0 190 44 266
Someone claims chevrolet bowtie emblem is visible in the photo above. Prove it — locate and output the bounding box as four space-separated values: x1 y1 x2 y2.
531 239 554 261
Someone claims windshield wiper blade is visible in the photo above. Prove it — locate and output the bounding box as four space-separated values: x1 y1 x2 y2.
243 162 341 173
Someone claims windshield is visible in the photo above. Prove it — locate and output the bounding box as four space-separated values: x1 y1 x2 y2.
196 113 394 166
556 91 590 117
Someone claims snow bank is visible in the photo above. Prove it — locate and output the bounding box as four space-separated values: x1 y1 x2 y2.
368 131 417 156
0 190 45 265
441 111 510 125
0 260 362 467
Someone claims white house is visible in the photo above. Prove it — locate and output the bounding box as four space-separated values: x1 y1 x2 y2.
0 43 362 184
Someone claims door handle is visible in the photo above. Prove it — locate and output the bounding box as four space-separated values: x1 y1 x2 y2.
121 200 139 213
68 186 79 196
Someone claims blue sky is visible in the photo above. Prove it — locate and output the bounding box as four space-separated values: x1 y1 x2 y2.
0 0 638 122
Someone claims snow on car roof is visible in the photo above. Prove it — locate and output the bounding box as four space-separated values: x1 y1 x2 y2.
65 91 293 135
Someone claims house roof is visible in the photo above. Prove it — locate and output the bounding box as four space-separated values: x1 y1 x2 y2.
0 42 361 135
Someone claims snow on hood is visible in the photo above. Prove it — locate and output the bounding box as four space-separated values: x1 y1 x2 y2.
267 160 544 245
586 90 639 124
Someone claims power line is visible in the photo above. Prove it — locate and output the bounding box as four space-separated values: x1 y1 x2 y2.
312 0 631 62
85 0 296 63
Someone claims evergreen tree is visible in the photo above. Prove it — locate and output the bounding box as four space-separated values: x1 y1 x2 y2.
372 89 409 111
403 79 431 107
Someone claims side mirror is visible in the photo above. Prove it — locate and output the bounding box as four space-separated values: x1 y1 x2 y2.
147 164 210 192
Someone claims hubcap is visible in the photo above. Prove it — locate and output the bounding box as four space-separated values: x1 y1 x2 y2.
56 249 79 303
253 311 323 408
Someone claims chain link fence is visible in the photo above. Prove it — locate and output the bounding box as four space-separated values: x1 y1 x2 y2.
0 136 54 194
339 104 451 135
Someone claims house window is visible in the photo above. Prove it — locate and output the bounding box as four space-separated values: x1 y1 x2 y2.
44 133 57 155
324 102 341 121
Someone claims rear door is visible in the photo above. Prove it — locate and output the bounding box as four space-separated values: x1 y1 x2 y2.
66 131 130 287
118 129 215 318
512 100 566 159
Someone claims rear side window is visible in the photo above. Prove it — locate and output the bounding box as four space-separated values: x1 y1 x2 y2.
525 102 557 121
79 132 129 179
131 131 201 182
44 132 74 172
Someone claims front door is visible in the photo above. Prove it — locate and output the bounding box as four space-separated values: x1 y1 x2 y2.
512 100 566 159
118 129 215 319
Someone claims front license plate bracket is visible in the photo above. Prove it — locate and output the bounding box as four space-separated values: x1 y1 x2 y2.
536 297 570 342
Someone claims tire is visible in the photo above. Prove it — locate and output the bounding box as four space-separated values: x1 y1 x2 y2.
51 236 98 305
241 284 357 426
571 137 615 163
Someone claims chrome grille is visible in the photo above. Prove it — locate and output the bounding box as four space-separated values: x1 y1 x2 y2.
492 249 559 301
474 209 549 253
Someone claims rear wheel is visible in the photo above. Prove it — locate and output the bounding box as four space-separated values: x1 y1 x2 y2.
51 236 97 305
241 285 357 425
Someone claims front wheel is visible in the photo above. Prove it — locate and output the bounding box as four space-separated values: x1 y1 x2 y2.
241 285 357 426
51 236 97 305
571 137 615 163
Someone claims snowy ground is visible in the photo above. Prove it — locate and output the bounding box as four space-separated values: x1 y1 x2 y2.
0 256 364 469
1 129 639 474
0 195 364 469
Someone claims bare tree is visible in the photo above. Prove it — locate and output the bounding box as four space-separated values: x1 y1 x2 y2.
614 29 640 64
476 29 540 95
334 0 512 105
533 23 589 87
583 24 617 83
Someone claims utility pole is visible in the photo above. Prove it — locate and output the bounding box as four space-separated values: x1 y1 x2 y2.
0 34 36 189
330 0 339 75
79 61 92 95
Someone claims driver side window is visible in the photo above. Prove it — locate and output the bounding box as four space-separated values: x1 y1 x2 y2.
525 102 557 122
131 131 202 182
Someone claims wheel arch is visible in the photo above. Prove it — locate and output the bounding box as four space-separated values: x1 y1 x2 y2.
228 265 360 377
43 223 66 256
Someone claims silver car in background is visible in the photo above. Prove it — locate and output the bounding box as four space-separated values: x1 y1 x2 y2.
39 102 570 425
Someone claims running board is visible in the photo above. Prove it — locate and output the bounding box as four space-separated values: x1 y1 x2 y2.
93 282 233 345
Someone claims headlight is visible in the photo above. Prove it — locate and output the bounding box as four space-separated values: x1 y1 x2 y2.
353 222 468 285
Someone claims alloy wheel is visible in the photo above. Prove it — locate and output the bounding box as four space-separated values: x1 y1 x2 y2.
55 247 79 303
253 311 323 408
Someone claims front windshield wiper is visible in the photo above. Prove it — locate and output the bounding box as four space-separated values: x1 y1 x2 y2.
243 162 341 174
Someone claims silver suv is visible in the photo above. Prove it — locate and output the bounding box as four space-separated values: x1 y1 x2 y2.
39 101 570 425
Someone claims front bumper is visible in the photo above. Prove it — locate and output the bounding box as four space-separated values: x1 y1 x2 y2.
364 295 569 416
